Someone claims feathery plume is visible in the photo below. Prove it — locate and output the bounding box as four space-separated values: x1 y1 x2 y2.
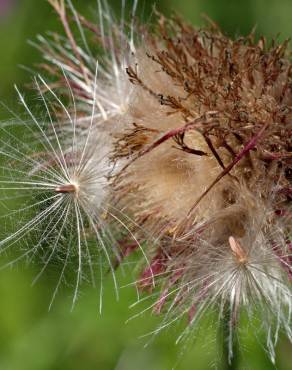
0 0 140 308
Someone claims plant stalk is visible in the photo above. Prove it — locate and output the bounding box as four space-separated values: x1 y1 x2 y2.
221 308 239 370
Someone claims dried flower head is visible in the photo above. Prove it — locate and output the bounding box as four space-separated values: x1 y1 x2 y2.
0 0 291 365
111 12 291 362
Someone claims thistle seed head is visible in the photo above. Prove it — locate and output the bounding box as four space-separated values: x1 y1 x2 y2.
111 12 291 362
0 0 291 364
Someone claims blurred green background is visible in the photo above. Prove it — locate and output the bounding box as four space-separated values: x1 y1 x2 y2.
0 1 291 369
